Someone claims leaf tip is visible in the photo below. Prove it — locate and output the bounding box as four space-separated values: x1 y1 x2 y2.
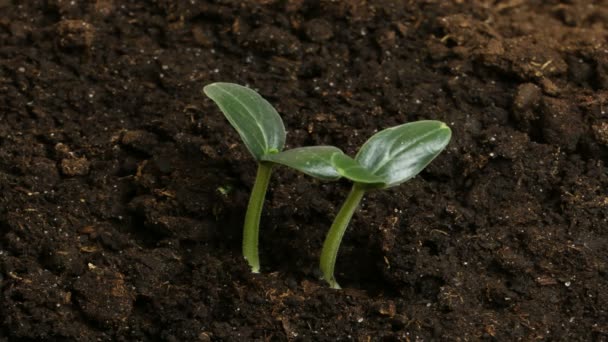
202 83 216 96
437 122 452 142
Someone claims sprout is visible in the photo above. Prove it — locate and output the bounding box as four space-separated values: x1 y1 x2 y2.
203 82 452 287
264 121 452 288
203 82 286 273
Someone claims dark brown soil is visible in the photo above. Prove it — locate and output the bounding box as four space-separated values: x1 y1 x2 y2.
1 0 607 340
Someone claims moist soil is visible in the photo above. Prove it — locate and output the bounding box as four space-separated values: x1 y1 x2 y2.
1 1 607 341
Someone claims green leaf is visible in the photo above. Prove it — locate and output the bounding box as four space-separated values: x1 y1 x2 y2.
263 146 386 184
261 146 343 180
203 82 286 160
330 153 385 185
355 120 451 188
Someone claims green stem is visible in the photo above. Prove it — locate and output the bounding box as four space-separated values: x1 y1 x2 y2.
320 183 367 289
243 162 273 273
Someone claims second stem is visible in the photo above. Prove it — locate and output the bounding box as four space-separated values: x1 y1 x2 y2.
319 183 366 289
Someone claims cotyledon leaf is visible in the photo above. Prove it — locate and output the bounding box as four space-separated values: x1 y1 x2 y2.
355 120 452 188
261 146 343 180
203 83 286 160
263 146 386 185
330 153 385 185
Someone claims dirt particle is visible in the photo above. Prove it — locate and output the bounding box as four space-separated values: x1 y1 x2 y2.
192 26 215 47
514 83 542 111
485 38 505 55
535 275 558 286
374 300 396 317
61 156 90 176
198 332 212 341
94 0 114 17
120 130 159 154
438 286 464 311
481 35 567 80
56 20 95 49
395 22 408 36
200 144 218 158
305 19 333 42
54 142 71 157
592 122 608 145
540 97 585 150
376 29 396 49
540 78 560 96
512 83 542 128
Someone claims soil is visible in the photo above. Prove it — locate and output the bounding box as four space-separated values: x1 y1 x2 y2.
1 0 607 340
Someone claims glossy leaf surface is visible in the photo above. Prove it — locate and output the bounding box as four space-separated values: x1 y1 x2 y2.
355 120 451 188
262 146 343 180
330 153 385 185
204 82 286 160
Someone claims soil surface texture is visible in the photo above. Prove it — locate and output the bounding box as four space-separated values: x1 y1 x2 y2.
1 0 607 341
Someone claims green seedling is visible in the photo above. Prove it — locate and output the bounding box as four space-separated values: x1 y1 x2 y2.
264 121 451 288
204 82 285 273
